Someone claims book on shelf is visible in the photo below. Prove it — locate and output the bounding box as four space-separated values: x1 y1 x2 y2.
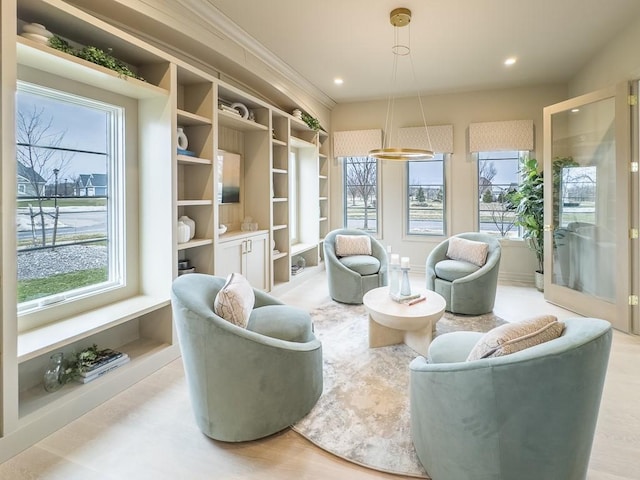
77 355 130 384
291 265 304 275
78 348 126 376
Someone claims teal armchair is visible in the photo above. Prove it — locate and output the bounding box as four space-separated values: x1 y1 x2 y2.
171 273 323 442
410 317 612 480
426 232 501 315
323 228 388 304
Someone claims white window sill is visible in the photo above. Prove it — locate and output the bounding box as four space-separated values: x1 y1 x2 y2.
18 295 170 363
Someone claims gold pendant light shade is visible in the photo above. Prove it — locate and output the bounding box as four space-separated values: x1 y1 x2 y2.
369 7 434 161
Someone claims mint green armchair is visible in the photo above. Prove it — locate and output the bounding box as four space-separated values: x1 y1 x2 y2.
324 228 388 304
410 318 612 480
171 274 323 442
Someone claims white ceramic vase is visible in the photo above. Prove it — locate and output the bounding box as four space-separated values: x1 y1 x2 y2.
177 221 190 244
179 215 195 239
177 127 189 150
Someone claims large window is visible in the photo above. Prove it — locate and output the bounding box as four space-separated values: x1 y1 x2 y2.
343 156 378 233
407 154 445 235
478 150 527 237
16 82 124 313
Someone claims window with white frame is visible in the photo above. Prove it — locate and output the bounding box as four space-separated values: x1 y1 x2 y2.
477 150 527 237
343 156 378 233
407 153 445 235
16 82 125 314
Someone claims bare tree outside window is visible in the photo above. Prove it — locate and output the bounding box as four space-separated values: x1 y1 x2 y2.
344 157 378 232
478 152 522 237
16 106 72 246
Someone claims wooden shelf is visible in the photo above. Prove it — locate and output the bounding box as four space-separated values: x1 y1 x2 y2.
319 153 328 159
272 251 288 261
290 136 316 149
272 197 288 203
177 109 211 126
177 238 213 250
272 138 287 147
272 168 288 174
319 197 328 201
291 242 317 256
177 199 213 206
272 224 288 231
177 154 212 165
17 37 169 100
218 109 268 131
18 296 170 362
319 175 328 180
319 217 328 222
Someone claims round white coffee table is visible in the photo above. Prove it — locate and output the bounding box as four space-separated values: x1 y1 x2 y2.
363 287 446 356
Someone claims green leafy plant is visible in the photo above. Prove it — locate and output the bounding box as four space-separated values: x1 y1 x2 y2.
301 111 322 131
514 157 544 273
47 35 143 80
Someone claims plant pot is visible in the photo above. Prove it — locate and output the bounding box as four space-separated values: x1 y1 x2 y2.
535 271 544 292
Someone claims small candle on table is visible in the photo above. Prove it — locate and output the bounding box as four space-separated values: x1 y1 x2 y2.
401 257 410 268
390 254 400 265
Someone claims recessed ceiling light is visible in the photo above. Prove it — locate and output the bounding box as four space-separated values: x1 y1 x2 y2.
504 57 517 66
334 78 344 85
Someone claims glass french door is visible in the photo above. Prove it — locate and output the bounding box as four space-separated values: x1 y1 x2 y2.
543 83 632 332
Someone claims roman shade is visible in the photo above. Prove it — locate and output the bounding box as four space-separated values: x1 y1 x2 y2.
397 125 454 153
469 119 534 152
333 129 382 157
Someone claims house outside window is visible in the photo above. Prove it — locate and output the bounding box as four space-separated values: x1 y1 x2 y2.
343 156 378 233
16 82 124 315
478 150 527 237
407 153 445 235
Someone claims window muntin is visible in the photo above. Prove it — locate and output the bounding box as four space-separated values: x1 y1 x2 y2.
343 156 378 233
478 150 526 238
407 153 445 235
16 82 124 313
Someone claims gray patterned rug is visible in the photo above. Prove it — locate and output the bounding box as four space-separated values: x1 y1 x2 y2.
292 301 507 478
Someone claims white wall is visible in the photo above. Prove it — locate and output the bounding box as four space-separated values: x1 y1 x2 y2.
569 15 640 96
330 84 568 283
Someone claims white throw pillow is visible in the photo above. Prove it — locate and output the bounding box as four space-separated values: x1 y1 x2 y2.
446 236 489 267
214 273 254 328
466 315 565 361
335 234 372 256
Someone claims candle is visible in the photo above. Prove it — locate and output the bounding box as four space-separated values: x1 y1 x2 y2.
401 257 410 268
387 245 393 254
390 254 400 265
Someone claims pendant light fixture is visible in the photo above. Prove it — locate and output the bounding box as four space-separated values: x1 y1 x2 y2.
369 7 434 161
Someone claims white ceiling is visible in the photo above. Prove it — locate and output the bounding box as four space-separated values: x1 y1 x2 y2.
205 0 640 104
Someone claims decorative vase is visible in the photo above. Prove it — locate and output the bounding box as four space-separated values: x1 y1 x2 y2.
388 254 400 295
400 268 412 296
177 221 190 244
43 352 64 393
179 215 195 239
177 127 189 150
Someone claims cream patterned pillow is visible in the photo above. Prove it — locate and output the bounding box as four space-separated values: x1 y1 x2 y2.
446 236 489 267
466 315 565 361
335 234 372 256
214 273 255 328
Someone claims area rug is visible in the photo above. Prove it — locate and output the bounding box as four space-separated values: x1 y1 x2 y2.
292 301 506 478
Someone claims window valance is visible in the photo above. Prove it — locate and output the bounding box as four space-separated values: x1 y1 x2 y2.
469 119 534 152
333 129 382 158
397 125 454 154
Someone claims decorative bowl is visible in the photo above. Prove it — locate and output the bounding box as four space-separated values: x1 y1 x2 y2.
218 225 227 235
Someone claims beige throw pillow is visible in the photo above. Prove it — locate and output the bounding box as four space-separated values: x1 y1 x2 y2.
214 273 255 328
335 234 372 256
446 236 489 267
466 315 565 361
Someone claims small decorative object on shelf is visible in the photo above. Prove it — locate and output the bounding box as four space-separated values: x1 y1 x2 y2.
179 215 195 239
301 111 322 131
241 216 258 231
296 256 306 268
177 220 190 243
230 102 249 119
176 127 189 150
218 224 227 235
21 22 53 45
178 259 195 276
43 352 65 392
72 344 130 384
292 108 302 119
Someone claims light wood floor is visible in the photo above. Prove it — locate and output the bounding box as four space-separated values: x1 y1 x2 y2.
0 271 639 479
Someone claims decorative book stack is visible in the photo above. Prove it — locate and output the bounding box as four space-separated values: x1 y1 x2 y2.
77 348 130 384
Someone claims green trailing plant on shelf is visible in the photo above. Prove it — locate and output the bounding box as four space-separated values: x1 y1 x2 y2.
47 35 144 81
301 111 322 131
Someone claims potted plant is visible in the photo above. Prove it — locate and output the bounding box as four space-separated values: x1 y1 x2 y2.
514 157 544 291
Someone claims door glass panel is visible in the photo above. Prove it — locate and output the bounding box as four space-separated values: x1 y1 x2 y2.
551 97 616 302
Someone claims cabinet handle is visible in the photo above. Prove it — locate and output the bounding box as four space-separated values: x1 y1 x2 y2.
247 239 253 253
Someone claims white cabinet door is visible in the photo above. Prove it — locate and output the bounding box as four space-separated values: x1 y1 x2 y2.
216 232 268 290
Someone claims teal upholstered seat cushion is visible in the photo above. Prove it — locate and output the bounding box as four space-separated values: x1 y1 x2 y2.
339 255 380 276
247 305 313 343
434 259 479 282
